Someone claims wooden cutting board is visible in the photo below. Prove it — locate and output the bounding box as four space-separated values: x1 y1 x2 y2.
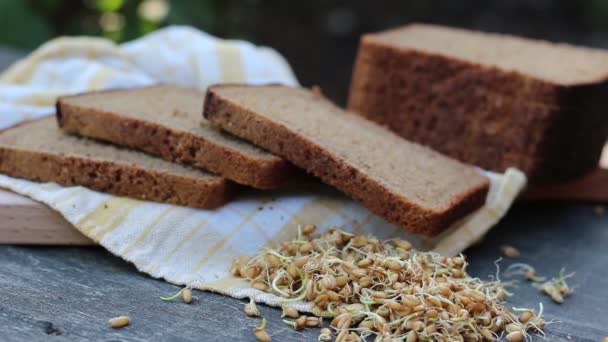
523 143 608 201
0 190 93 245
0 145 606 245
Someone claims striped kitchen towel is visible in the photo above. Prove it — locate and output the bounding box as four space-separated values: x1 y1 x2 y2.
0 26 526 310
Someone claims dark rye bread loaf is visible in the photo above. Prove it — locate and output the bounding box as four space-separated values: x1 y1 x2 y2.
204 85 489 236
348 23 608 181
0 117 235 209
57 85 295 189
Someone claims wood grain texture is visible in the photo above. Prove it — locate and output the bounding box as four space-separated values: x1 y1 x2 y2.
1 202 606 341
0 189 93 245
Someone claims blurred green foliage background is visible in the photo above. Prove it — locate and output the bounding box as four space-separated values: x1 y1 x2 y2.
0 0 216 49
2 0 608 103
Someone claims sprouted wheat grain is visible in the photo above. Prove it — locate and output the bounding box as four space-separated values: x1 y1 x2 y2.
506 264 574 303
182 288 193 304
505 263 546 282
245 298 261 317
161 288 184 301
281 306 299 318
108 316 130 329
500 245 521 258
234 226 547 341
534 268 574 304
161 287 194 304
253 317 271 342
318 327 332 341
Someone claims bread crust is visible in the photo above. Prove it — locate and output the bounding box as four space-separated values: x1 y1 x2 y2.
348 37 608 181
0 119 236 209
204 85 489 236
56 86 296 189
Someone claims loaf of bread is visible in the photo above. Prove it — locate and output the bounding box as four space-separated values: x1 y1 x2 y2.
348 23 608 181
0 117 235 208
204 84 489 236
57 85 295 189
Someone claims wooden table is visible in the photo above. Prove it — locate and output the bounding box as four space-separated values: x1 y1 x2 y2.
1 50 607 342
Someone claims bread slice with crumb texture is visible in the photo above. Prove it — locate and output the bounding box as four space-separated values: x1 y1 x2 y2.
204 84 489 235
348 23 608 181
0 117 236 209
57 85 295 189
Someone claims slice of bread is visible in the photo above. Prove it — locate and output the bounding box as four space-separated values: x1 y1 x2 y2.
57 85 295 189
0 117 236 209
348 23 608 181
204 85 489 236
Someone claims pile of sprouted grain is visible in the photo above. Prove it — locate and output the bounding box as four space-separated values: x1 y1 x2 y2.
233 225 546 341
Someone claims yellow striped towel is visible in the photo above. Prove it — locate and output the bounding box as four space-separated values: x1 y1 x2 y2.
0 26 526 311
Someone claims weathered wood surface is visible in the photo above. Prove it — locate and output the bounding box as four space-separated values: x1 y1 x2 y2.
1 202 606 341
